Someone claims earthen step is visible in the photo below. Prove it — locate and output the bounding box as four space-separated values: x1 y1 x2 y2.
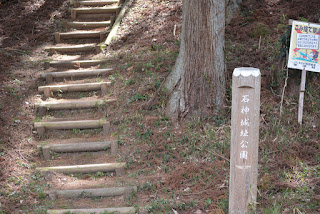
45 186 137 199
36 98 116 116
47 207 136 214
45 44 99 55
41 68 113 83
38 82 111 98
54 30 108 42
34 117 110 137
73 0 120 7
71 6 121 19
64 21 111 29
38 140 118 159
36 163 126 175
44 59 109 69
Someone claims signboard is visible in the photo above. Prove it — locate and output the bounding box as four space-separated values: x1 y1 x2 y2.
288 21 320 72
229 68 261 213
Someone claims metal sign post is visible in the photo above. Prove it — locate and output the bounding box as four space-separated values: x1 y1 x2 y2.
298 68 306 124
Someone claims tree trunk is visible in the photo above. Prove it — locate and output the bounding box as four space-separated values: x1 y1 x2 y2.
165 0 226 120
226 0 242 25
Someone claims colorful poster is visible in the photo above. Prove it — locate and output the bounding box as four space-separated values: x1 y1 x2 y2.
288 21 320 72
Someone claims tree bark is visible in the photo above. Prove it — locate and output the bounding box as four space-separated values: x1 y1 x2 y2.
165 0 226 120
226 0 242 25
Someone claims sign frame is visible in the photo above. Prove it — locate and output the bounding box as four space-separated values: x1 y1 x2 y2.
288 20 320 73
287 20 320 124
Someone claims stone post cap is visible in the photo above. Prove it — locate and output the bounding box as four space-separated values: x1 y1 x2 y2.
233 67 260 77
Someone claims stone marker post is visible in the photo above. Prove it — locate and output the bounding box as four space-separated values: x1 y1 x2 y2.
229 67 261 213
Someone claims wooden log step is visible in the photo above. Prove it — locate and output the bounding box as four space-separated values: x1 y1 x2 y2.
44 59 109 69
76 13 113 20
36 163 126 175
71 7 121 19
38 82 111 97
34 118 110 136
64 21 111 29
73 0 120 7
47 207 136 214
39 140 118 159
41 68 113 83
36 98 116 116
45 44 98 55
34 118 109 129
46 186 137 199
54 30 108 42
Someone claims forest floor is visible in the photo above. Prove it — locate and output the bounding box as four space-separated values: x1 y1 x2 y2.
0 0 319 213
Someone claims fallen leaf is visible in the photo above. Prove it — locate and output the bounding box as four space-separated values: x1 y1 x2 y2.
172 208 178 214
194 209 202 214
127 66 134 71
